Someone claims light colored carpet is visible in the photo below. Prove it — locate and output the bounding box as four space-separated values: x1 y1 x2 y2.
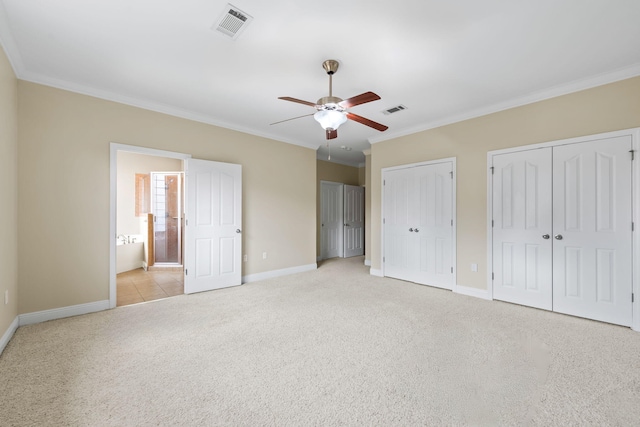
1 256 639 426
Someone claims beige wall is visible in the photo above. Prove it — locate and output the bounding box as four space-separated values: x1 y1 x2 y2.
0 45 18 335
364 152 371 264
358 166 365 187
116 152 183 236
371 76 640 289
18 81 317 314
316 160 361 257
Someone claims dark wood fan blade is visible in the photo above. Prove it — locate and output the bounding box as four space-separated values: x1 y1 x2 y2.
326 129 338 139
339 91 381 108
346 112 388 132
270 113 314 125
278 97 317 107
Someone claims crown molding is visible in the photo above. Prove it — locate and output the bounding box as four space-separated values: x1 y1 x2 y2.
369 63 640 144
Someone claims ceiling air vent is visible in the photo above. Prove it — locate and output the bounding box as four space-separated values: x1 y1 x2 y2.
213 4 253 40
382 104 407 115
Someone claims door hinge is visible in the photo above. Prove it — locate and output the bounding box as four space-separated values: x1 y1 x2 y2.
492 272 494 280
383 218 386 224
449 171 453 179
451 267 453 273
492 220 494 228
632 222 635 232
451 219 453 226
490 166 494 175
383 180 386 186
185 269 188 276
383 257 385 263
630 150 635 160
632 293 634 303
186 219 188 226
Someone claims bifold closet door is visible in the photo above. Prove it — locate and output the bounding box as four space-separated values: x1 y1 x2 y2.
344 185 365 257
492 148 553 310
552 136 632 326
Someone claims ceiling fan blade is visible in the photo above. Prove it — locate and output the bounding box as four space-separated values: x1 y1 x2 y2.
326 129 338 140
270 113 314 126
278 97 317 107
346 112 388 132
339 91 381 108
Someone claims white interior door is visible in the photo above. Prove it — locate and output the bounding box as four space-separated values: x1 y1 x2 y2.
184 159 242 294
492 148 553 310
384 162 455 289
321 182 343 259
552 136 633 326
384 168 415 281
414 162 454 289
344 185 364 258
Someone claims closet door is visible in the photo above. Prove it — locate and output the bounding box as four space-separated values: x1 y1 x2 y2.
384 162 455 288
414 162 454 289
492 148 553 309
552 136 633 326
344 185 365 257
384 168 416 282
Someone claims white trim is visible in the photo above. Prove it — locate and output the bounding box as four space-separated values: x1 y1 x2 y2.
18 300 110 326
110 143 191 309
487 128 640 331
364 259 371 266
381 157 457 290
454 285 492 301
0 317 19 355
369 63 640 145
242 263 317 284
370 268 383 277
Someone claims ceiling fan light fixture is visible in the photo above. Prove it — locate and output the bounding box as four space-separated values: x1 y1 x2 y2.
314 109 347 130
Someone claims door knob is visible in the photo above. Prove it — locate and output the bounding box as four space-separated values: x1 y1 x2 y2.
542 234 550 239
344 224 350 227
414 228 419 233
554 234 563 240
236 229 242 234
409 228 414 232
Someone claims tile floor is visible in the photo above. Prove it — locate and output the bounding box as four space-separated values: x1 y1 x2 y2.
116 268 184 307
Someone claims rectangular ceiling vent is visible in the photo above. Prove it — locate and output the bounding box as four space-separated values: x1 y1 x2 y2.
214 4 253 40
382 104 408 115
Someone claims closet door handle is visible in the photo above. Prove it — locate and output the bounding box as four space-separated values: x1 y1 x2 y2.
542 234 550 239
554 234 563 240
409 228 414 232
236 229 242 234
414 228 419 233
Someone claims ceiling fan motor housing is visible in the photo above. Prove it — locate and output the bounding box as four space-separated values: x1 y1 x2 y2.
316 96 345 110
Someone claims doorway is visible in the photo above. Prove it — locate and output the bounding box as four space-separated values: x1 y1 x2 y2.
150 172 183 266
320 181 365 260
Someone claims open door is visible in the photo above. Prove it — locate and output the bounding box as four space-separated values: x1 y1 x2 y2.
184 159 242 294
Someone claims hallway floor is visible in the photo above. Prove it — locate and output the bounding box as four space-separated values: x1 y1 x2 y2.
116 268 184 307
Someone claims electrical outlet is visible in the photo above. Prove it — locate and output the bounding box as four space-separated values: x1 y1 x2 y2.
243 254 247 262
262 252 267 259
4 290 8 305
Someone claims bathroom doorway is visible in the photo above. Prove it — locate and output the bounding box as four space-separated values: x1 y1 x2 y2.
150 172 183 265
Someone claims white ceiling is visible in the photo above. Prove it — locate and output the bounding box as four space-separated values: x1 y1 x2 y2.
2 1 640 166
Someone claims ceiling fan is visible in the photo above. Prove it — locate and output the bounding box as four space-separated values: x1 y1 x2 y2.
272 59 388 140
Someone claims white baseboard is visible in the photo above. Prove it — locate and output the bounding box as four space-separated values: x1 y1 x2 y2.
370 268 383 277
242 263 317 284
0 316 19 356
18 300 110 326
364 259 371 266
454 285 492 300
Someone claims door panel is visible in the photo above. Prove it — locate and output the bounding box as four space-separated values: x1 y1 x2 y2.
552 136 632 326
344 185 365 258
185 159 242 294
384 169 415 281
321 182 343 259
492 148 553 310
415 162 453 288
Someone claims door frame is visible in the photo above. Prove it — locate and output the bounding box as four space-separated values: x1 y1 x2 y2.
486 127 640 332
381 157 457 291
109 143 191 309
